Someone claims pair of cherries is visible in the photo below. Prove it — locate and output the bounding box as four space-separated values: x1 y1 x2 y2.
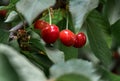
34 20 86 48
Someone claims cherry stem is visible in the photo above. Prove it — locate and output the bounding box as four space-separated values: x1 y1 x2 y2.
48 8 52 25
66 15 69 29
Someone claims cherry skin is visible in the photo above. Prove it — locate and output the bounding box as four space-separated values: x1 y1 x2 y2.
41 24 59 44
0 10 7 17
73 32 86 48
59 29 75 47
113 51 120 59
34 20 49 31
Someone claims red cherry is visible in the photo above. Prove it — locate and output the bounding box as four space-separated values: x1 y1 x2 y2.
74 32 86 48
41 24 59 44
59 29 75 47
0 10 7 17
34 20 49 31
113 51 120 59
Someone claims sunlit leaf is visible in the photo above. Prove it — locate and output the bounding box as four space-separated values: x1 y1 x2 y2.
0 54 20 81
103 0 120 24
50 59 100 81
16 0 55 25
69 0 99 33
45 47 65 64
0 44 47 81
5 11 18 22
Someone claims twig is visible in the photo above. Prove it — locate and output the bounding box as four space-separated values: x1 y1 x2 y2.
9 21 27 39
9 21 26 32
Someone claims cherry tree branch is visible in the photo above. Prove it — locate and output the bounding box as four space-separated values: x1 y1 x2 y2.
9 21 27 39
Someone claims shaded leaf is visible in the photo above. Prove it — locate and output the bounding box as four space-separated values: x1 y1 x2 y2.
99 67 120 81
103 0 120 24
16 0 55 25
9 39 20 51
0 29 9 44
111 19 120 47
50 59 100 81
29 30 45 52
30 39 45 52
86 11 112 67
0 44 47 81
59 42 78 60
69 0 99 33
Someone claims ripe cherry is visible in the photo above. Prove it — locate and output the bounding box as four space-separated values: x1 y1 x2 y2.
73 32 86 48
59 29 75 47
113 51 120 59
34 20 49 31
0 10 7 17
41 24 59 44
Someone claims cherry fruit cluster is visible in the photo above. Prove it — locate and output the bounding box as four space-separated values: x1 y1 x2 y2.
34 20 86 48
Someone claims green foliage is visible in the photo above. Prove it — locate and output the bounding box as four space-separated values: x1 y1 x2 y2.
5 11 18 23
86 10 112 67
16 0 55 25
111 19 120 47
99 67 120 81
0 54 20 81
69 0 99 33
45 47 65 64
56 74 91 81
58 42 78 60
50 59 100 81
41 9 64 25
103 0 120 24
0 44 47 81
0 29 9 44
0 0 120 81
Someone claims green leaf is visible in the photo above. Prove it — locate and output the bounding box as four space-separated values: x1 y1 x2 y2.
0 54 20 81
9 39 20 51
99 67 120 81
0 29 9 44
5 11 18 23
103 0 120 24
111 19 120 46
69 0 99 33
59 42 78 60
21 51 53 75
50 59 100 81
86 11 112 67
100 0 107 3
29 30 45 52
30 39 45 52
16 0 55 25
56 74 91 81
0 44 47 81
41 9 64 25
45 47 65 64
